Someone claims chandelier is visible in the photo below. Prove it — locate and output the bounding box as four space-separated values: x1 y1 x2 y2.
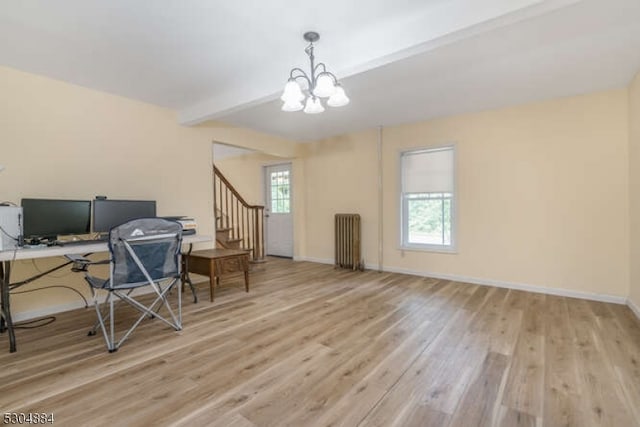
281 31 350 114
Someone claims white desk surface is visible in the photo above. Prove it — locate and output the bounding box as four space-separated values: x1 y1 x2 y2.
0 234 212 262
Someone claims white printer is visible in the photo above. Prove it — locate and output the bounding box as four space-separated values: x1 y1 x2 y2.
177 218 197 235
0 206 22 251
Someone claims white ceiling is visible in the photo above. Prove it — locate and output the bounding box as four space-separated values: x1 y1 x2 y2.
2 0 640 142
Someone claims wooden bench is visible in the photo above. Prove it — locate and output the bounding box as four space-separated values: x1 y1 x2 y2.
183 248 249 302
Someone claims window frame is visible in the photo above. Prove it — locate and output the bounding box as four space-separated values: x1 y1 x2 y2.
399 144 457 253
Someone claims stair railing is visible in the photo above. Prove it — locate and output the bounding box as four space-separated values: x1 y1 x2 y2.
213 164 265 261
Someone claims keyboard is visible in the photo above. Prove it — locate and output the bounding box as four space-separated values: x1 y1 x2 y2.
55 239 100 247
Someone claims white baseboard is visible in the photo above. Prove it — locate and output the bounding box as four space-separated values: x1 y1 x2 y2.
293 257 627 305
293 256 333 265
381 265 626 304
628 298 640 320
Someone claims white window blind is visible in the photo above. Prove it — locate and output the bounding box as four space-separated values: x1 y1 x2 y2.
401 147 454 194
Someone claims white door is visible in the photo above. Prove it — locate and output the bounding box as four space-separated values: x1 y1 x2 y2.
264 163 293 257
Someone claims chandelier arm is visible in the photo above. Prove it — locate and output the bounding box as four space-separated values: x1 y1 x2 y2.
313 62 328 75
289 67 308 79
289 68 312 90
318 70 340 85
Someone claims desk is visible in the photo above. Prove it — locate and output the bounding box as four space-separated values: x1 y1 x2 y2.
0 234 211 353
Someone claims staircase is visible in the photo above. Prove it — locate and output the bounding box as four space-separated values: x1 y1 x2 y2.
213 164 266 262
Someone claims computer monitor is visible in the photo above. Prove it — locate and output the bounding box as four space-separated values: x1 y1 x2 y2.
21 198 92 243
93 199 157 233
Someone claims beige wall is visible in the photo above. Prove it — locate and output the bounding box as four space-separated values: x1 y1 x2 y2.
302 130 380 264
301 90 630 298
203 122 303 159
630 72 640 308
0 66 295 318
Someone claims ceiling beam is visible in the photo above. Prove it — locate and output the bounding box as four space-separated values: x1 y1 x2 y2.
178 0 582 126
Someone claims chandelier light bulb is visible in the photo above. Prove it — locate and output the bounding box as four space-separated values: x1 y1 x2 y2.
282 98 304 112
304 97 325 114
327 85 350 108
281 80 305 103
314 74 337 98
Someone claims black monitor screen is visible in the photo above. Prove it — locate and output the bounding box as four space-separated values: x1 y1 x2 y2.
21 198 92 240
93 199 157 233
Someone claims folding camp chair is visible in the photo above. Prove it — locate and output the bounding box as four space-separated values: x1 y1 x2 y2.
69 218 183 352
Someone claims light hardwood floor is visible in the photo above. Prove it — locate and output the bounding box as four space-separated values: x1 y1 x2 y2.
1 258 639 426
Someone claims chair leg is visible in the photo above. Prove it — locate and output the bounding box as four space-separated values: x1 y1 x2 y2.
178 277 182 328
90 279 182 352
109 292 116 352
91 290 116 352
89 292 111 336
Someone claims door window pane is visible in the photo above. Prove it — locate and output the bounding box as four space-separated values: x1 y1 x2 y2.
270 170 290 213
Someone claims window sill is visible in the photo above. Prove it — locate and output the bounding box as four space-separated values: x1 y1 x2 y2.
399 244 458 254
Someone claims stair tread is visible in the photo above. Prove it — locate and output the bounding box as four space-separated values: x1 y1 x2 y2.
216 227 232 232
216 239 249 248
226 237 243 243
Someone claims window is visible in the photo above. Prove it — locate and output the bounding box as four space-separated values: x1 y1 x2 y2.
400 146 455 251
270 169 290 213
